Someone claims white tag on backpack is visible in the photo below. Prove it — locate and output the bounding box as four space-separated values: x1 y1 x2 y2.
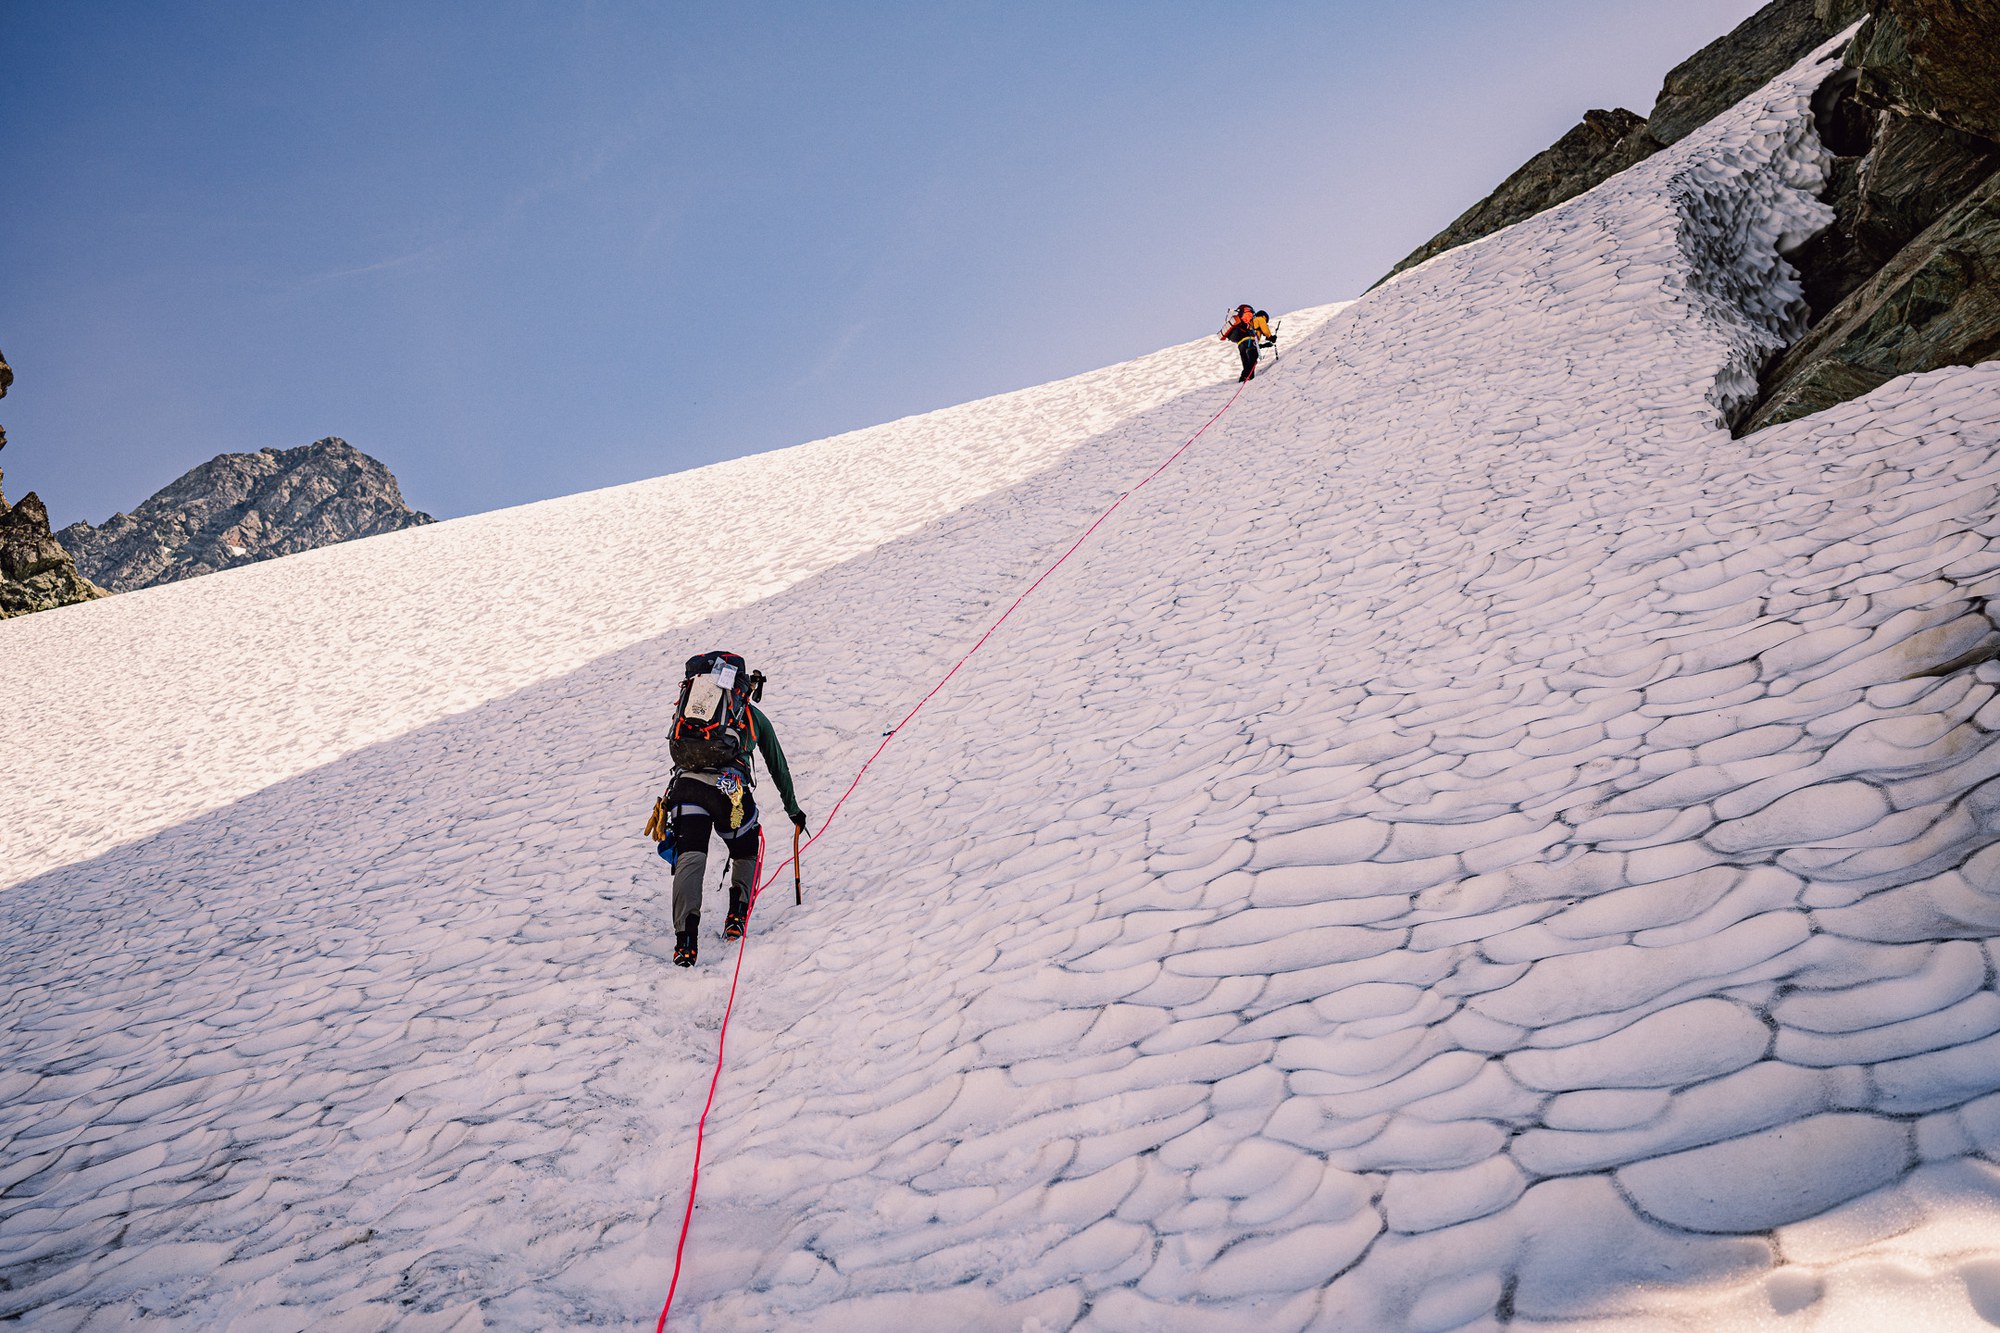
714 662 738 690
685 676 725 723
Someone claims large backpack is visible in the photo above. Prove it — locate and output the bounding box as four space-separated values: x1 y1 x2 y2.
670 650 758 774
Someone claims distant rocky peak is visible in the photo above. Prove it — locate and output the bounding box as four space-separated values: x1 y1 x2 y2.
57 436 435 593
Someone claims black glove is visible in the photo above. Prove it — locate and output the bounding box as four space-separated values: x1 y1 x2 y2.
791 810 809 831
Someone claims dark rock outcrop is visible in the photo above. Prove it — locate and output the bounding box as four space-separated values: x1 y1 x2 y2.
1850 0 2000 144
1377 0 1853 285
1743 0 2000 431
1853 112 1999 255
58 438 434 593
1747 160 2000 430
1 484 108 619
0 346 109 619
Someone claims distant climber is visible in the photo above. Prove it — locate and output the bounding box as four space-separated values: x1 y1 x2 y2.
1219 305 1274 382
645 650 806 967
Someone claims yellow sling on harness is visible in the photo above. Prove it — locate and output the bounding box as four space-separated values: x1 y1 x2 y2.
716 769 747 830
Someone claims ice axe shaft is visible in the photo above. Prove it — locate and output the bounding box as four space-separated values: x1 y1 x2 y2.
793 824 803 905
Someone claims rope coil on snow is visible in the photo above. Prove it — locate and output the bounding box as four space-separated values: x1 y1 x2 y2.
653 374 1252 1330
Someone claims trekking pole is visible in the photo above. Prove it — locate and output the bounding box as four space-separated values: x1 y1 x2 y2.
1270 318 1282 363
793 824 803 905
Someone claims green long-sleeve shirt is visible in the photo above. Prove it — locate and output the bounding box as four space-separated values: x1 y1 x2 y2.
746 702 803 821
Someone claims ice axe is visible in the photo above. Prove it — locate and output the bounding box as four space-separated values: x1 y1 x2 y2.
793 823 804 905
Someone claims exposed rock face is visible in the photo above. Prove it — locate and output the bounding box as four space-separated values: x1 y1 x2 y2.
1781 64 1998 323
59 438 434 593
1 486 108 619
1378 110 1661 285
1747 161 2000 429
1743 0 2000 431
1787 102 1996 320
1854 112 1999 255
0 345 109 619
1851 0 2000 143
1377 0 1850 285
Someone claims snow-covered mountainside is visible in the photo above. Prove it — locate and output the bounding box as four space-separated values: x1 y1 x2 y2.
0 328 1331 889
7 38 2000 1331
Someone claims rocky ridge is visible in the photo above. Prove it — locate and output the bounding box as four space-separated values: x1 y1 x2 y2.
58 438 434 593
1375 0 1851 288
1376 0 1999 438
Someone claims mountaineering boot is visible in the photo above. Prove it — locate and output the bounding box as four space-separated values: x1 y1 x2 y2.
723 856 755 941
674 912 699 967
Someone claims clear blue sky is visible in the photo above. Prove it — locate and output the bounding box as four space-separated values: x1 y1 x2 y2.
2 1 1765 527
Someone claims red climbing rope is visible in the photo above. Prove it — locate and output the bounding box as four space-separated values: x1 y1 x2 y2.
652 374 1250 1329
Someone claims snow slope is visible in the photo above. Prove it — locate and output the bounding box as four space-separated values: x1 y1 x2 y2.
0 321 1354 888
10 33 2000 1331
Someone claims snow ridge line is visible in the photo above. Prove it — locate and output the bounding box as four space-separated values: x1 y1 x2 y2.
652 373 1253 1330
